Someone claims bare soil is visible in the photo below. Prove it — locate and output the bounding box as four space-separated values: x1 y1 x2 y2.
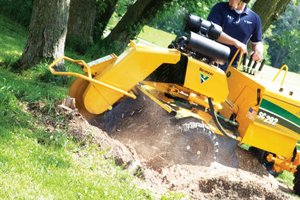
88 92 296 200
28 67 299 199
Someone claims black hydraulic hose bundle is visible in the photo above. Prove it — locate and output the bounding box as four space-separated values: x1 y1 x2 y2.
208 97 238 140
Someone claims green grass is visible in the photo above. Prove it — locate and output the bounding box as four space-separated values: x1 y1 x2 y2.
0 68 153 199
0 15 26 65
0 15 160 200
0 129 151 199
277 170 295 188
138 25 176 47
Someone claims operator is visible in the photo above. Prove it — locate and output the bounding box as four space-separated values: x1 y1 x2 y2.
208 0 264 71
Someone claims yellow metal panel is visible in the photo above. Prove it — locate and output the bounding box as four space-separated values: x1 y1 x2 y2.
234 87 260 135
68 77 97 120
183 58 229 104
256 93 300 141
224 67 266 136
242 121 297 158
264 90 300 118
83 42 181 114
85 54 117 76
226 67 265 103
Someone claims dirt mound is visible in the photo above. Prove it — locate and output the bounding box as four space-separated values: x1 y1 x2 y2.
88 93 295 199
27 99 297 200
132 162 292 200
148 164 289 200
90 93 219 168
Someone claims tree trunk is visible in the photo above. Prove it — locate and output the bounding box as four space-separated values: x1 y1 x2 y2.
102 0 174 54
103 0 152 48
252 0 291 33
67 0 96 53
93 0 118 42
16 0 70 70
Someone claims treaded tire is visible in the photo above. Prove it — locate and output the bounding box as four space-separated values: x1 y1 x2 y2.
172 118 218 166
249 147 281 177
294 165 300 196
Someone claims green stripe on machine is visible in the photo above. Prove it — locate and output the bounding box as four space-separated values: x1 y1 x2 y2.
259 99 300 134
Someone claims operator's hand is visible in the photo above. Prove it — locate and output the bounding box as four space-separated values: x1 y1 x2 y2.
251 50 263 61
234 40 248 55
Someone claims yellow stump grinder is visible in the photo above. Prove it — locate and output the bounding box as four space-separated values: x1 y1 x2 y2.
49 15 300 195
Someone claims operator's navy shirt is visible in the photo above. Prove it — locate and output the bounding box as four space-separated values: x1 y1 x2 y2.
208 2 262 69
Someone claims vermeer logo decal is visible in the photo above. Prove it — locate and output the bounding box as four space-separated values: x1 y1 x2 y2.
200 73 210 84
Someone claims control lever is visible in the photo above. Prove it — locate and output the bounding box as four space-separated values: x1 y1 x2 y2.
246 55 253 73
258 59 265 72
242 54 247 72
250 61 257 75
251 59 265 75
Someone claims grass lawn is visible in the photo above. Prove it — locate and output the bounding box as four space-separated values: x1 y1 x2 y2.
138 25 176 47
0 15 26 64
0 15 187 200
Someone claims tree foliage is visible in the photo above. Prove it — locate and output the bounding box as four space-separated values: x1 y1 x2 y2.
265 3 300 72
149 0 219 35
93 0 118 42
1 0 300 73
0 0 32 26
100 0 219 54
102 0 177 54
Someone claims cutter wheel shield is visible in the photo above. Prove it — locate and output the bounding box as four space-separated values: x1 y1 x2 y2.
172 118 218 166
294 165 300 196
68 77 97 120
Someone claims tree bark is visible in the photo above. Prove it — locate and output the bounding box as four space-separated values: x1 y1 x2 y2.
252 0 291 33
16 0 70 70
93 0 118 42
67 0 96 53
102 0 174 54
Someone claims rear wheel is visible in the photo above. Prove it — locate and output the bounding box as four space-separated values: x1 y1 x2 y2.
294 165 300 196
172 118 218 166
249 147 280 177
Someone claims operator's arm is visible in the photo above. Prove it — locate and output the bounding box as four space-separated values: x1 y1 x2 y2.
217 32 248 54
250 14 263 61
251 42 263 61
208 3 247 55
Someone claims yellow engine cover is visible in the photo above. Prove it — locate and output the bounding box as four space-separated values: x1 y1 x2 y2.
183 58 229 104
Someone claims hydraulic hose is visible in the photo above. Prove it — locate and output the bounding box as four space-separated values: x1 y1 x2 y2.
208 97 238 141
